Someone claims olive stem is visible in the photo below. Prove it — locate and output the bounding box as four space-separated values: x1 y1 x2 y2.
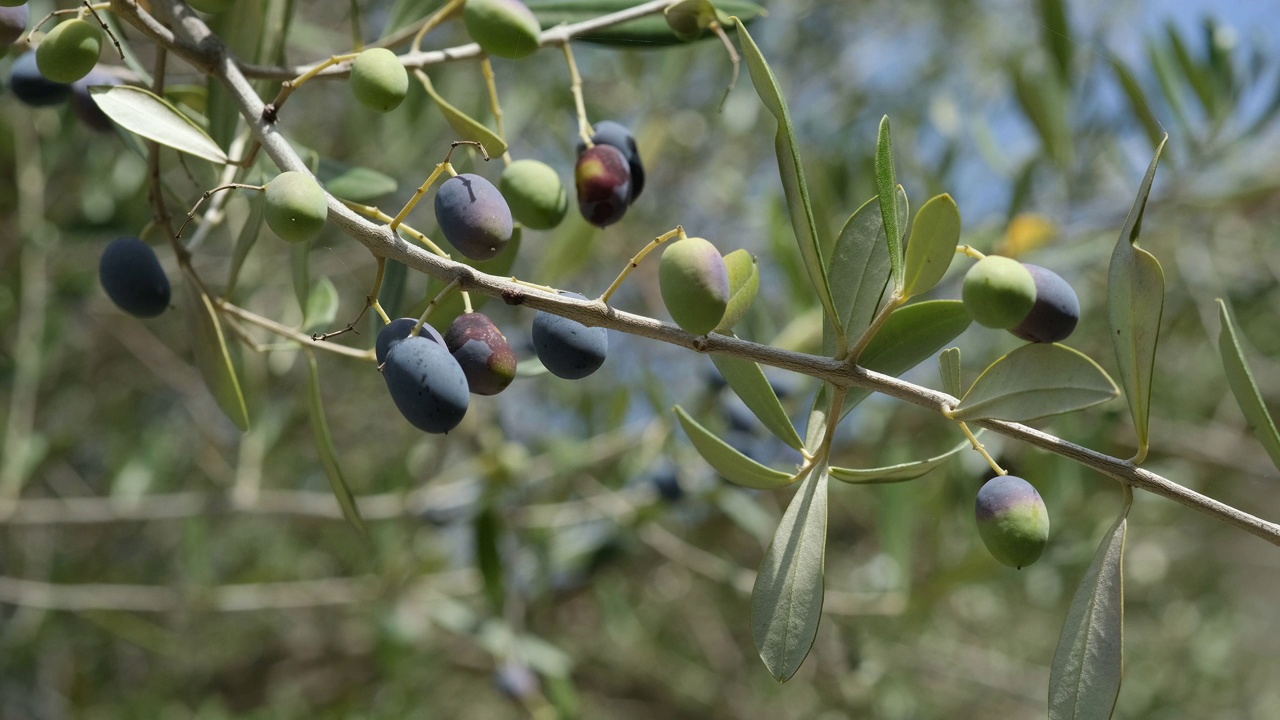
410 0 464 55
956 419 1007 475
561 42 594 148
598 227 684 304
845 290 905 365
342 200 451 258
269 52 360 117
175 183 264 242
480 58 512 166
956 244 986 260
415 278 463 336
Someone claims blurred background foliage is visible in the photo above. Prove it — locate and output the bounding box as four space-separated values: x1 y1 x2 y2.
1 0 1280 717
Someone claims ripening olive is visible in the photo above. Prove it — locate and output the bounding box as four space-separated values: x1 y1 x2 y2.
1010 264 1080 344
975 475 1050 569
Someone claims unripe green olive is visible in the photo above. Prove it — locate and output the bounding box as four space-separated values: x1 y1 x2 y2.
714 249 759 333
36 18 102 85
659 237 730 335
264 171 329 244
500 159 568 230
349 48 408 113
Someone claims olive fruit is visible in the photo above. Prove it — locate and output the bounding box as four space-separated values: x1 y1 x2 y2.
715 249 760 333
99 237 171 318
575 144 631 228
376 317 445 366
445 312 518 395
36 18 101 85
499 159 568 230
187 0 237 12
349 48 408 113
659 237 730 335
434 173 514 261
961 255 1036 329
532 292 607 379
975 475 1050 569
578 121 644 202
463 0 541 60
264 171 328 243
9 52 72 107
70 70 118 132
1010 264 1080 343
0 5 28 49
382 335 470 434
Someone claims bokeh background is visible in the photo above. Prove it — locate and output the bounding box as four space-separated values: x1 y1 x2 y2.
2 0 1280 717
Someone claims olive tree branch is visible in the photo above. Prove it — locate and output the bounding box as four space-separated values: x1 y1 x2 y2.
109 0 1280 548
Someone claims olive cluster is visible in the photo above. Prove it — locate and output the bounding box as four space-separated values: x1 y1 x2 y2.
3 4 118 132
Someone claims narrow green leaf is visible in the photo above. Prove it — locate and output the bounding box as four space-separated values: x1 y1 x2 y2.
1012 60 1072 166
475 506 504 614
711 352 805 451
1217 300 1280 471
952 344 1119 422
183 271 249 431
826 195 888 352
1165 22 1218 120
225 190 265 298
752 464 828 683
1108 136 1168 461
417 71 508 158
805 384 831 450
844 300 972 414
302 277 340 334
939 347 962 398
1038 0 1073 81
291 241 310 317
90 86 228 164
902 194 961 299
305 353 366 535
1110 58 1167 153
736 19 841 346
317 157 398 203
1049 493 1130 720
831 436 973 484
674 406 797 490
875 116 903 290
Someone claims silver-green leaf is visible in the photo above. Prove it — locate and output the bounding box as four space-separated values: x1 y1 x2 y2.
1108 135 1168 462
1049 491 1130 720
674 406 797 490
90 86 229 164
735 18 842 348
939 347 962 398
711 352 805 451
952 344 1119 422
183 270 249 431
902 194 961 299
416 70 508 159
875 116 903 290
306 352 366 536
752 463 828 683
1217 300 1280 472
830 435 973 484
844 300 971 414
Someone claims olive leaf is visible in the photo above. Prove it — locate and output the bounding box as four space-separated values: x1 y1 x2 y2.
830 435 974 484
674 406 797 490
735 18 842 349
90 85 229 164
844 300 971 414
416 70 508 158
952 344 1119 422
875 116 904 290
182 269 249 431
902 194 961 299
305 352 366 535
710 352 805 451
753 463 828 683
1108 135 1168 462
939 347 963 398
1049 490 1130 720
1217 300 1280 472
